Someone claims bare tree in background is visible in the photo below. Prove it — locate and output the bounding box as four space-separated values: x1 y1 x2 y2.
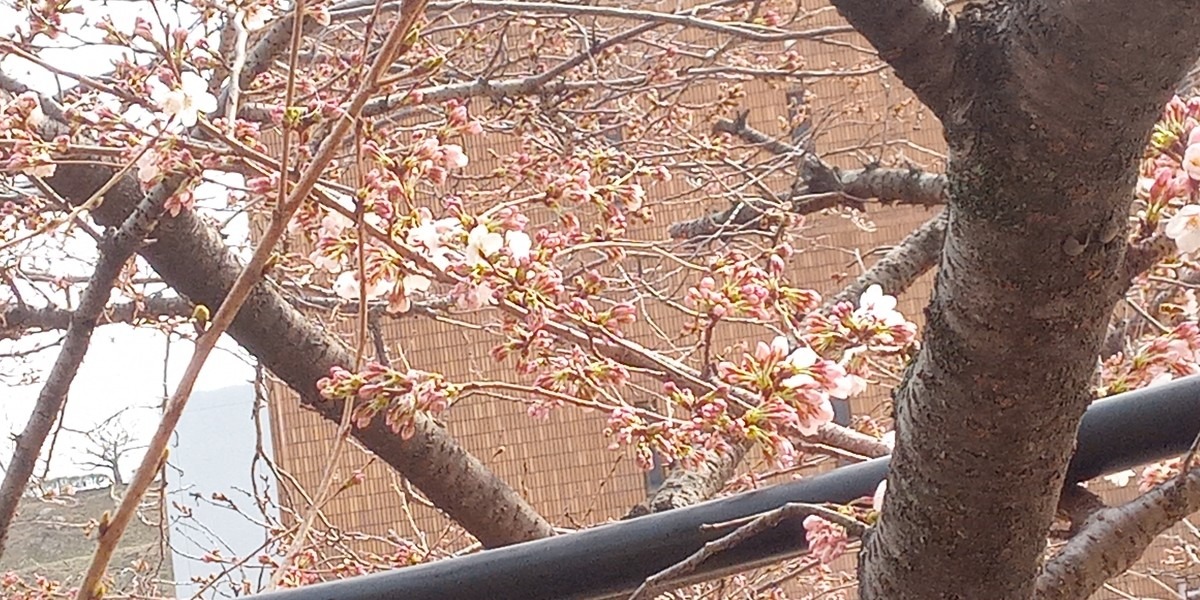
71 413 145 488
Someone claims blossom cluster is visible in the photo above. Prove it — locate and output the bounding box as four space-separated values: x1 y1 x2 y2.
316 362 457 439
599 284 914 470
268 536 426 590
300 106 559 316
1141 96 1200 253
0 92 56 178
1138 458 1184 492
1 572 78 600
803 516 849 565
529 349 631 417
683 245 819 325
601 335 852 470
800 285 917 393
1097 322 1200 396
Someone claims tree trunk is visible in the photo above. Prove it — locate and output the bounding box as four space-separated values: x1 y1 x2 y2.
852 2 1200 599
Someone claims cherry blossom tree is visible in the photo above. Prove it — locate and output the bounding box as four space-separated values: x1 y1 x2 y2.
3 0 1200 599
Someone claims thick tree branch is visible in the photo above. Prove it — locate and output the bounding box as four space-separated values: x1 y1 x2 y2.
830 0 959 118
1054 484 1107 538
0 248 128 560
0 296 193 338
0 163 183 560
669 115 946 241
825 210 946 307
1034 469 1200 600
17 90 555 548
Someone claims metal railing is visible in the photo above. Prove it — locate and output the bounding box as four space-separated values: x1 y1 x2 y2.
246 375 1200 600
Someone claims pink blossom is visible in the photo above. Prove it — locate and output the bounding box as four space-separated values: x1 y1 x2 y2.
18 92 44 129
1185 144 1200 180
320 211 352 237
441 144 469 169
803 516 848 564
457 281 497 309
793 397 834 436
164 189 194 216
1139 459 1182 492
334 271 388 300
136 148 161 184
388 272 432 313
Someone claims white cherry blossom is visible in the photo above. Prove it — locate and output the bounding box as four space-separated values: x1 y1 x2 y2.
506 230 532 261
1166 204 1200 254
402 272 431 295
240 5 273 31
465 225 504 266
441 144 469 169
857 284 906 326
334 271 388 300
21 158 56 178
154 72 217 128
407 216 462 270
1103 469 1136 488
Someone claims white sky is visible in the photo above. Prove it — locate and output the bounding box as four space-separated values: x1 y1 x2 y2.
1 328 255 479
1 0 255 481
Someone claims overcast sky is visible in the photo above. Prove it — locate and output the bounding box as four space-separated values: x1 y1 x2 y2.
0 0 255 481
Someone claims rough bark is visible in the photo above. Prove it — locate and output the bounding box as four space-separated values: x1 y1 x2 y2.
830 0 958 118
41 159 554 550
1 296 193 338
1034 469 1200 600
855 2 1200 599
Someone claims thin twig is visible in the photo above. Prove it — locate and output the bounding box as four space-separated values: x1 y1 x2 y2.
268 0 393 583
0 242 130 560
627 502 867 600
72 0 429 595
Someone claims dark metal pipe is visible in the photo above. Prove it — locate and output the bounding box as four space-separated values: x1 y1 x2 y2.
249 375 1200 600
